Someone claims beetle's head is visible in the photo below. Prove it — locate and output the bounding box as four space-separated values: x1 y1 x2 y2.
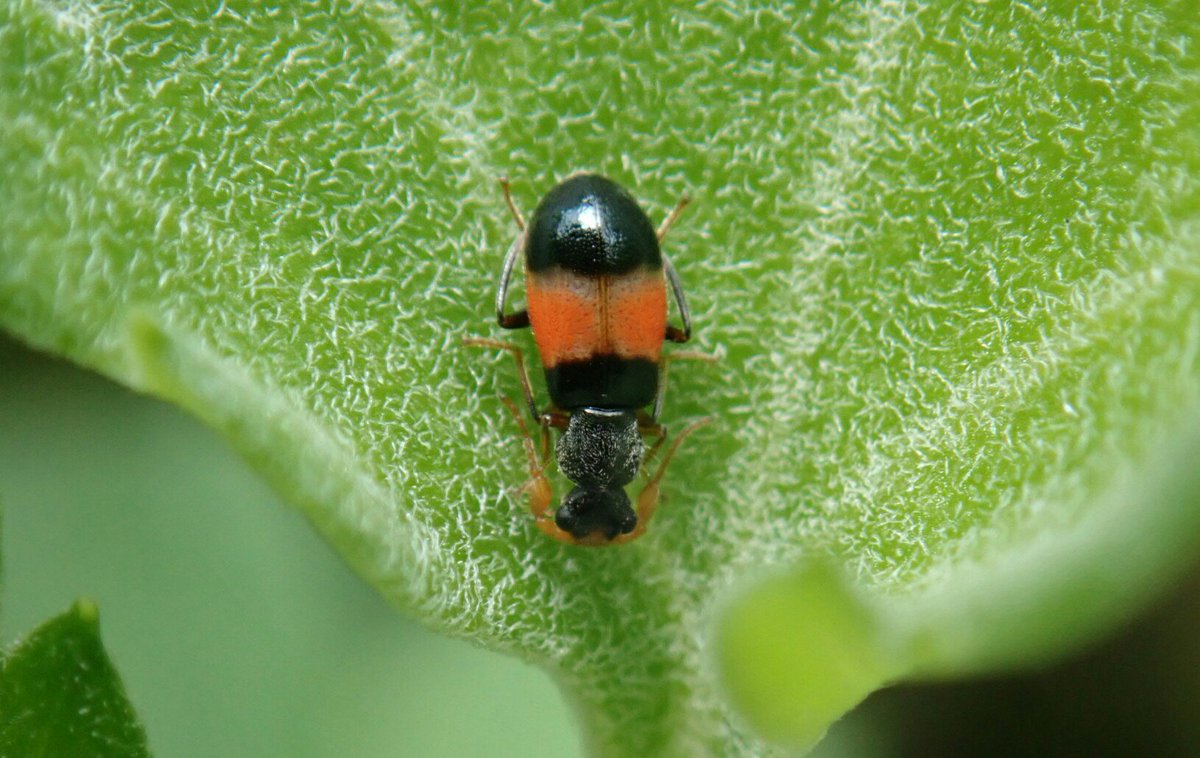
554 486 637 542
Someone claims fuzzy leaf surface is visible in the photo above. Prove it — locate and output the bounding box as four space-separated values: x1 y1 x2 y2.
2 1 1198 754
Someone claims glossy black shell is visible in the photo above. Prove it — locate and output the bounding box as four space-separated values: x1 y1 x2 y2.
545 357 657 410
525 173 661 275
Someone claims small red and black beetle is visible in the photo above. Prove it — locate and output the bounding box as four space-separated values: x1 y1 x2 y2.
467 173 710 546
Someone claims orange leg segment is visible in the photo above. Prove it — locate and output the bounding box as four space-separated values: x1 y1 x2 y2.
496 396 553 518
464 336 582 543
499 396 578 544
462 336 540 422
611 416 712 544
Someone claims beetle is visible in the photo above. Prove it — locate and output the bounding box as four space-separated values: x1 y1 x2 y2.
466 173 710 546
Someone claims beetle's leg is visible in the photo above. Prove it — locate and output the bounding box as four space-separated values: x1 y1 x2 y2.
534 517 586 544
534 407 570 467
499 176 526 230
636 411 665 437
635 413 668 487
635 416 669 481
612 417 712 543
650 349 720 422
493 177 530 329
663 255 694 344
462 337 540 422
657 194 694 344
497 396 583 544
496 396 558 529
656 194 690 243
494 232 530 329
464 338 579 543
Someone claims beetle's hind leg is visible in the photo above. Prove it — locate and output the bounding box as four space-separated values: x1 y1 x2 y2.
464 337 579 543
495 396 552 522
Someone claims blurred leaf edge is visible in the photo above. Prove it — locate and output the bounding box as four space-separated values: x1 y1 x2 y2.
714 414 1200 751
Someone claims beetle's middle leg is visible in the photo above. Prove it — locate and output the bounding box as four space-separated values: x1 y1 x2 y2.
462 337 542 422
651 348 721 421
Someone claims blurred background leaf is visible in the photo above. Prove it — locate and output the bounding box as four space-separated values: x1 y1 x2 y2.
0 599 149 757
814 567 1200 758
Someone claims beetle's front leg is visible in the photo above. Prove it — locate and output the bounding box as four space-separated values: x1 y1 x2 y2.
612 417 712 544
496 396 581 544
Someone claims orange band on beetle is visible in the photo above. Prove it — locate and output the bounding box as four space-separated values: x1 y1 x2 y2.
527 267 667 366
527 272 601 365
606 270 667 360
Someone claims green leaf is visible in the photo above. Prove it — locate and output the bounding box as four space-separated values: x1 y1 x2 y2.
715 563 897 747
0 600 150 757
2 1 1198 754
717 426 1200 749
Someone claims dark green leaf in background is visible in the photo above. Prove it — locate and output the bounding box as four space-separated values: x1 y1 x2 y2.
0 600 150 758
